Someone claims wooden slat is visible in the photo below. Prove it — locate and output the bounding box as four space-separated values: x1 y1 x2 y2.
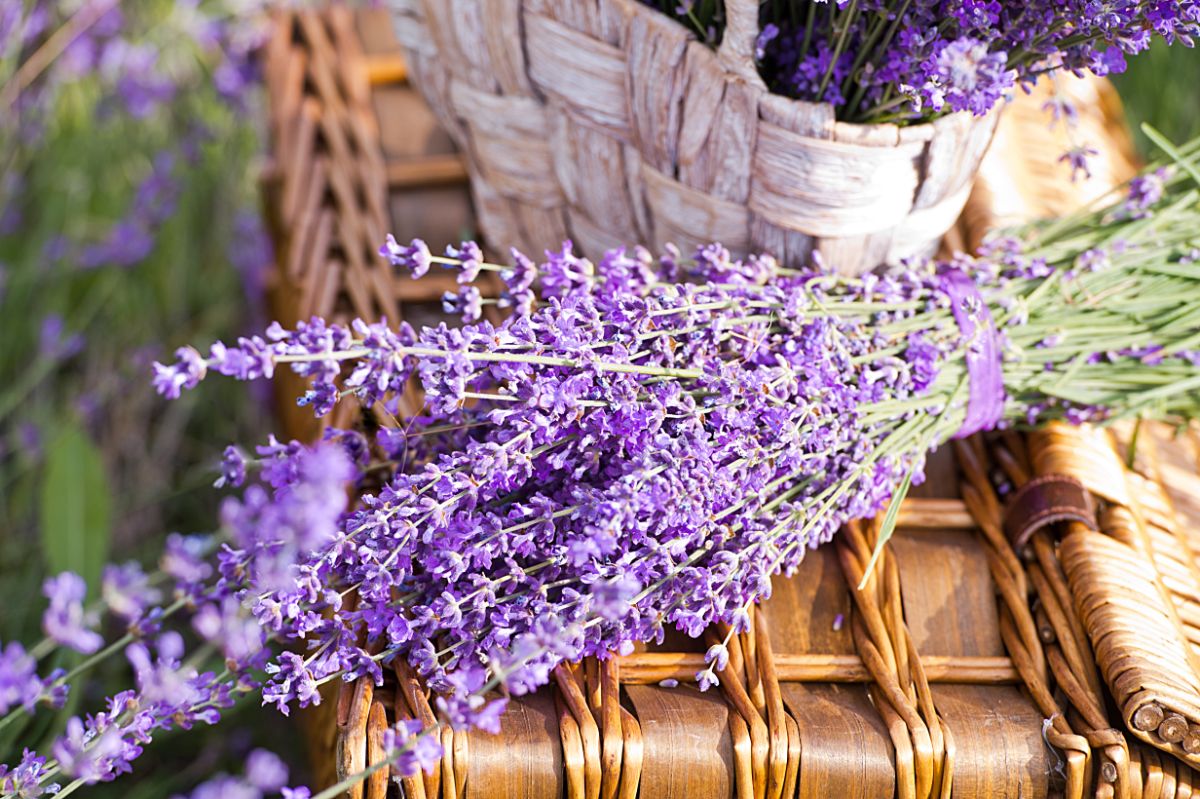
782 683 895 799
387 154 471 188
625 685 734 799
617 653 1019 685
466 693 564 799
366 54 407 85
932 685 1052 797
896 497 974 530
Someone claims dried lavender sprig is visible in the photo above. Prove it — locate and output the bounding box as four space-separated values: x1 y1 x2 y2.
150 266 945 710
149 273 954 712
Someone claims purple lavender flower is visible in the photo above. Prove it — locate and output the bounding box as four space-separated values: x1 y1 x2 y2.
261 652 319 716
215 445 248 488
175 776 260 799
755 23 779 60
446 241 484 284
127 632 203 709
132 151 180 224
79 220 155 269
380 234 433 277
929 37 1015 115
42 572 103 654
1075 248 1111 275
442 285 483 323
229 210 274 330
0 749 57 797
16 422 41 462
53 716 126 783
147 208 1200 750
381 719 444 777
23 669 239 797
1059 145 1099 181
705 642 730 672
213 59 255 103
219 443 351 596
158 239 964 717
0 5 21 47
152 346 207 399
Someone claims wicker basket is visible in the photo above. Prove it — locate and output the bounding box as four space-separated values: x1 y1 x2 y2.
259 8 1200 798
388 0 1001 277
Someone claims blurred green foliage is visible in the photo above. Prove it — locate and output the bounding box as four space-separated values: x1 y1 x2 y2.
0 0 288 790
1 5 266 639
1113 44 1200 158
39 422 112 597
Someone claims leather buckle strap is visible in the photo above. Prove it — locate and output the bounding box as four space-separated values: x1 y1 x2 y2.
1004 474 1097 554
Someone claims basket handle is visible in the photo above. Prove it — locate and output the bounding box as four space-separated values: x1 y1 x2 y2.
716 0 767 89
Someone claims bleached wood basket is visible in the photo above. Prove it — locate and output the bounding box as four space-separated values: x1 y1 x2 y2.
389 0 1000 276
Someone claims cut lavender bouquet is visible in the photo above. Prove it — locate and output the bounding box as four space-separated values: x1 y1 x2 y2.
4 137 1200 797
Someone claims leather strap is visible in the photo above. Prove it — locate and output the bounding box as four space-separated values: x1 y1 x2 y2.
1004 475 1097 553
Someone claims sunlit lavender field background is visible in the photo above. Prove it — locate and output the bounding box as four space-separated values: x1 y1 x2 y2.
0 2 284 794
0 1 1197 793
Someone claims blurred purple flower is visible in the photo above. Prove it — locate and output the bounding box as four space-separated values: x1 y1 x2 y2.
102 562 162 624
1121 168 1169 219
79 220 154 269
381 719 443 777
0 641 43 715
126 632 200 709
192 597 265 669
161 533 214 598
244 749 288 792
42 572 103 654
170 748 305 799
38 314 84 360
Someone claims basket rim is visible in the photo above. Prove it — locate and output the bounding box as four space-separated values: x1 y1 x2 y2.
592 0 981 141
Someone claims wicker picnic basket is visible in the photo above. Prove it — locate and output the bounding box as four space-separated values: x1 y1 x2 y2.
388 0 1000 277
259 7 1200 798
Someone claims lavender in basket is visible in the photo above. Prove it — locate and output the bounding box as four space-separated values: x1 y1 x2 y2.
649 1 1200 124
5 138 1200 797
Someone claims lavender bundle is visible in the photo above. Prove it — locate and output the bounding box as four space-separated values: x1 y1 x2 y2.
153 141 1198 719
4 139 1200 797
649 1 1199 124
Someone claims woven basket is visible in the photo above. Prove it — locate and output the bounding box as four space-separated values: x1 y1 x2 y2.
259 8 1200 798
388 0 1001 276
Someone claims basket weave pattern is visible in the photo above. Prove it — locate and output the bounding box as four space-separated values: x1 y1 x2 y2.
389 0 999 276
260 8 1200 797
